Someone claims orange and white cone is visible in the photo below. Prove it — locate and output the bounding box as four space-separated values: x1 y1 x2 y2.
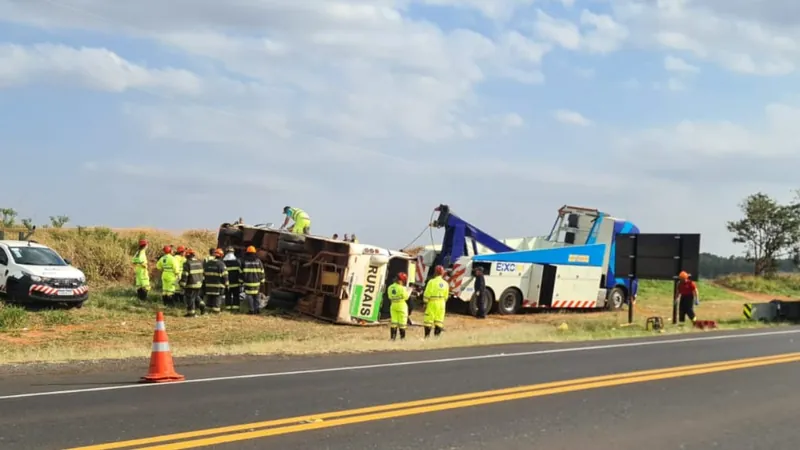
140 311 185 383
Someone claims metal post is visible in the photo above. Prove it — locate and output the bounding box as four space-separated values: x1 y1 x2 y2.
671 278 678 324
628 235 637 325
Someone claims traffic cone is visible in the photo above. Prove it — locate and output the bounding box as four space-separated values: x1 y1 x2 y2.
140 311 185 383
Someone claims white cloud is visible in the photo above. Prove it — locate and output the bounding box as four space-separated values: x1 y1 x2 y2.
664 55 699 73
533 9 628 54
611 0 800 76
0 43 202 95
552 109 593 126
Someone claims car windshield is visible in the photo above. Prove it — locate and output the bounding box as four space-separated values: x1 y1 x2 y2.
8 246 67 266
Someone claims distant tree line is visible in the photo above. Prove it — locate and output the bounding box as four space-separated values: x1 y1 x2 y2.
1 208 70 231
698 253 795 278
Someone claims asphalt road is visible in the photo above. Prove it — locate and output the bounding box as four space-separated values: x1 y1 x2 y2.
1 328 800 449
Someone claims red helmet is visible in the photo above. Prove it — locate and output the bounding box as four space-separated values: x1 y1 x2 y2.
185 248 195 256
176 245 186 253
434 265 445 276
397 272 408 282
138 239 148 247
163 245 172 254
214 248 224 257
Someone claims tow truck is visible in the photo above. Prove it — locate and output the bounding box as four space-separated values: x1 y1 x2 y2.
416 204 639 316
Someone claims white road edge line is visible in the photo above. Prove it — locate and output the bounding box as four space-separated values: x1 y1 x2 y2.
2 328 798 401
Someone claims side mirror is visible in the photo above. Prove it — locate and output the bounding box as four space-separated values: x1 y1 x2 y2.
64 258 72 265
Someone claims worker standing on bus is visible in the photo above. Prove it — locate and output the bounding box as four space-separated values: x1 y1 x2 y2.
132 239 150 301
156 245 178 306
387 272 410 340
423 265 449 338
280 206 311 235
675 271 699 323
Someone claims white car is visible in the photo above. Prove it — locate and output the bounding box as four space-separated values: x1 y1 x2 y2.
0 240 89 308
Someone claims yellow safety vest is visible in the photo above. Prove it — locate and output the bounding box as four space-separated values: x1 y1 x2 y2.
387 282 409 303
423 276 449 302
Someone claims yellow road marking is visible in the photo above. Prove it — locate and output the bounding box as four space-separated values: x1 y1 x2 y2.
67 352 800 450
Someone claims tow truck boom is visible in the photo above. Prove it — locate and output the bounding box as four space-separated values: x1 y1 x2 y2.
430 204 514 269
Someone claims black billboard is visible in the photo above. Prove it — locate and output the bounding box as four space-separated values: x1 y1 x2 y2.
615 233 701 281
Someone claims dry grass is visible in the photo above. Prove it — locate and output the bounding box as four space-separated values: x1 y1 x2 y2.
0 282 772 365
6 227 218 286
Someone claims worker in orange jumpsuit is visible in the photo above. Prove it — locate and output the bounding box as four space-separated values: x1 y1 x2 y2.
675 271 699 323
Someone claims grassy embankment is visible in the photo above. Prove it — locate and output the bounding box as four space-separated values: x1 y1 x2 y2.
0 227 794 364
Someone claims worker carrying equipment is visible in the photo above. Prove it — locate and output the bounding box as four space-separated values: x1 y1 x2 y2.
223 247 242 311
202 248 229 313
281 206 311 235
675 271 699 323
423 265 449 338
387 272 410 340
173 246 186 306
240 245 266 314
179 248 206 317
132 239 150 301
156 245 178 306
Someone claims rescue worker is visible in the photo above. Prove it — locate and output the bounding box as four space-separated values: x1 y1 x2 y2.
387 272 410 340
173 246 186 306
675 271 699 323
240 245 266 314
473 266 487 319
202 248 229 314
350 234 358 243
423 265 449 338
156 245 178 306
132 239 150 301
280 206 311 235
223 247 242 311
179 248 205 317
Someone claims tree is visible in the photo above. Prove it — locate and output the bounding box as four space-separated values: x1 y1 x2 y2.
49 215 70 228
0 208 17 228
727 192 800 276
21 218 35 232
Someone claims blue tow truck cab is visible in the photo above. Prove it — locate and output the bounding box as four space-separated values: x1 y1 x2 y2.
423 204 639 315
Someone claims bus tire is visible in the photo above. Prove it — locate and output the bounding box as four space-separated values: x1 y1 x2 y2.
606 287 626 310
497 287 521 315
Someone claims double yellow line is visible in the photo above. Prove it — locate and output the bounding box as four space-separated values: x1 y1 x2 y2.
70 352 800 450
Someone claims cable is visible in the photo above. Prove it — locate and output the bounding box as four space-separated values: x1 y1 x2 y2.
401 210 436 251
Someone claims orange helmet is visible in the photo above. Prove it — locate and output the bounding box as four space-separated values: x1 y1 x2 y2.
678 271 690 280
163 245 172 254
246 245 257 254
176 245 185 253
214 248 224 257
138 239 148 247
434 265 445 276
397 272 408 282
185 248 195 256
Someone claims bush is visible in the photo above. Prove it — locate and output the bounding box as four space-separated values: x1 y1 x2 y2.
10 227 218 286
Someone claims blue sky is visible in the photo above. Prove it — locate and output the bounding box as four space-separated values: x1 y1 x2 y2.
2 0 800 256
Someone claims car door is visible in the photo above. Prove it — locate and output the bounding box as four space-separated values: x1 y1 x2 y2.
0 246 9 294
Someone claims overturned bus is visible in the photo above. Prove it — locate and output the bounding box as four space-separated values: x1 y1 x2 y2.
216 223 418 325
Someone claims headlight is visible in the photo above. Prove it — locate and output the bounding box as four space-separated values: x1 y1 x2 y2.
29 275 42 282
78 275 86 283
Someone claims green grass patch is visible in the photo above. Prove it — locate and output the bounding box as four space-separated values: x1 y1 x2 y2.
0 305 28 329
637 279 743 301
717 273 800 298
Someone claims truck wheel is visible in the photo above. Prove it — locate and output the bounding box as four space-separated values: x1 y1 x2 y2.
468 289 495 317
607 287 626 310
497 288 521 315
66 301 84 310
280 233 306 244
277 240 305 253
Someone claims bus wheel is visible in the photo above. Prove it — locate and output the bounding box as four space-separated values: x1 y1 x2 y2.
497 288 521 315
607 287 626 310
